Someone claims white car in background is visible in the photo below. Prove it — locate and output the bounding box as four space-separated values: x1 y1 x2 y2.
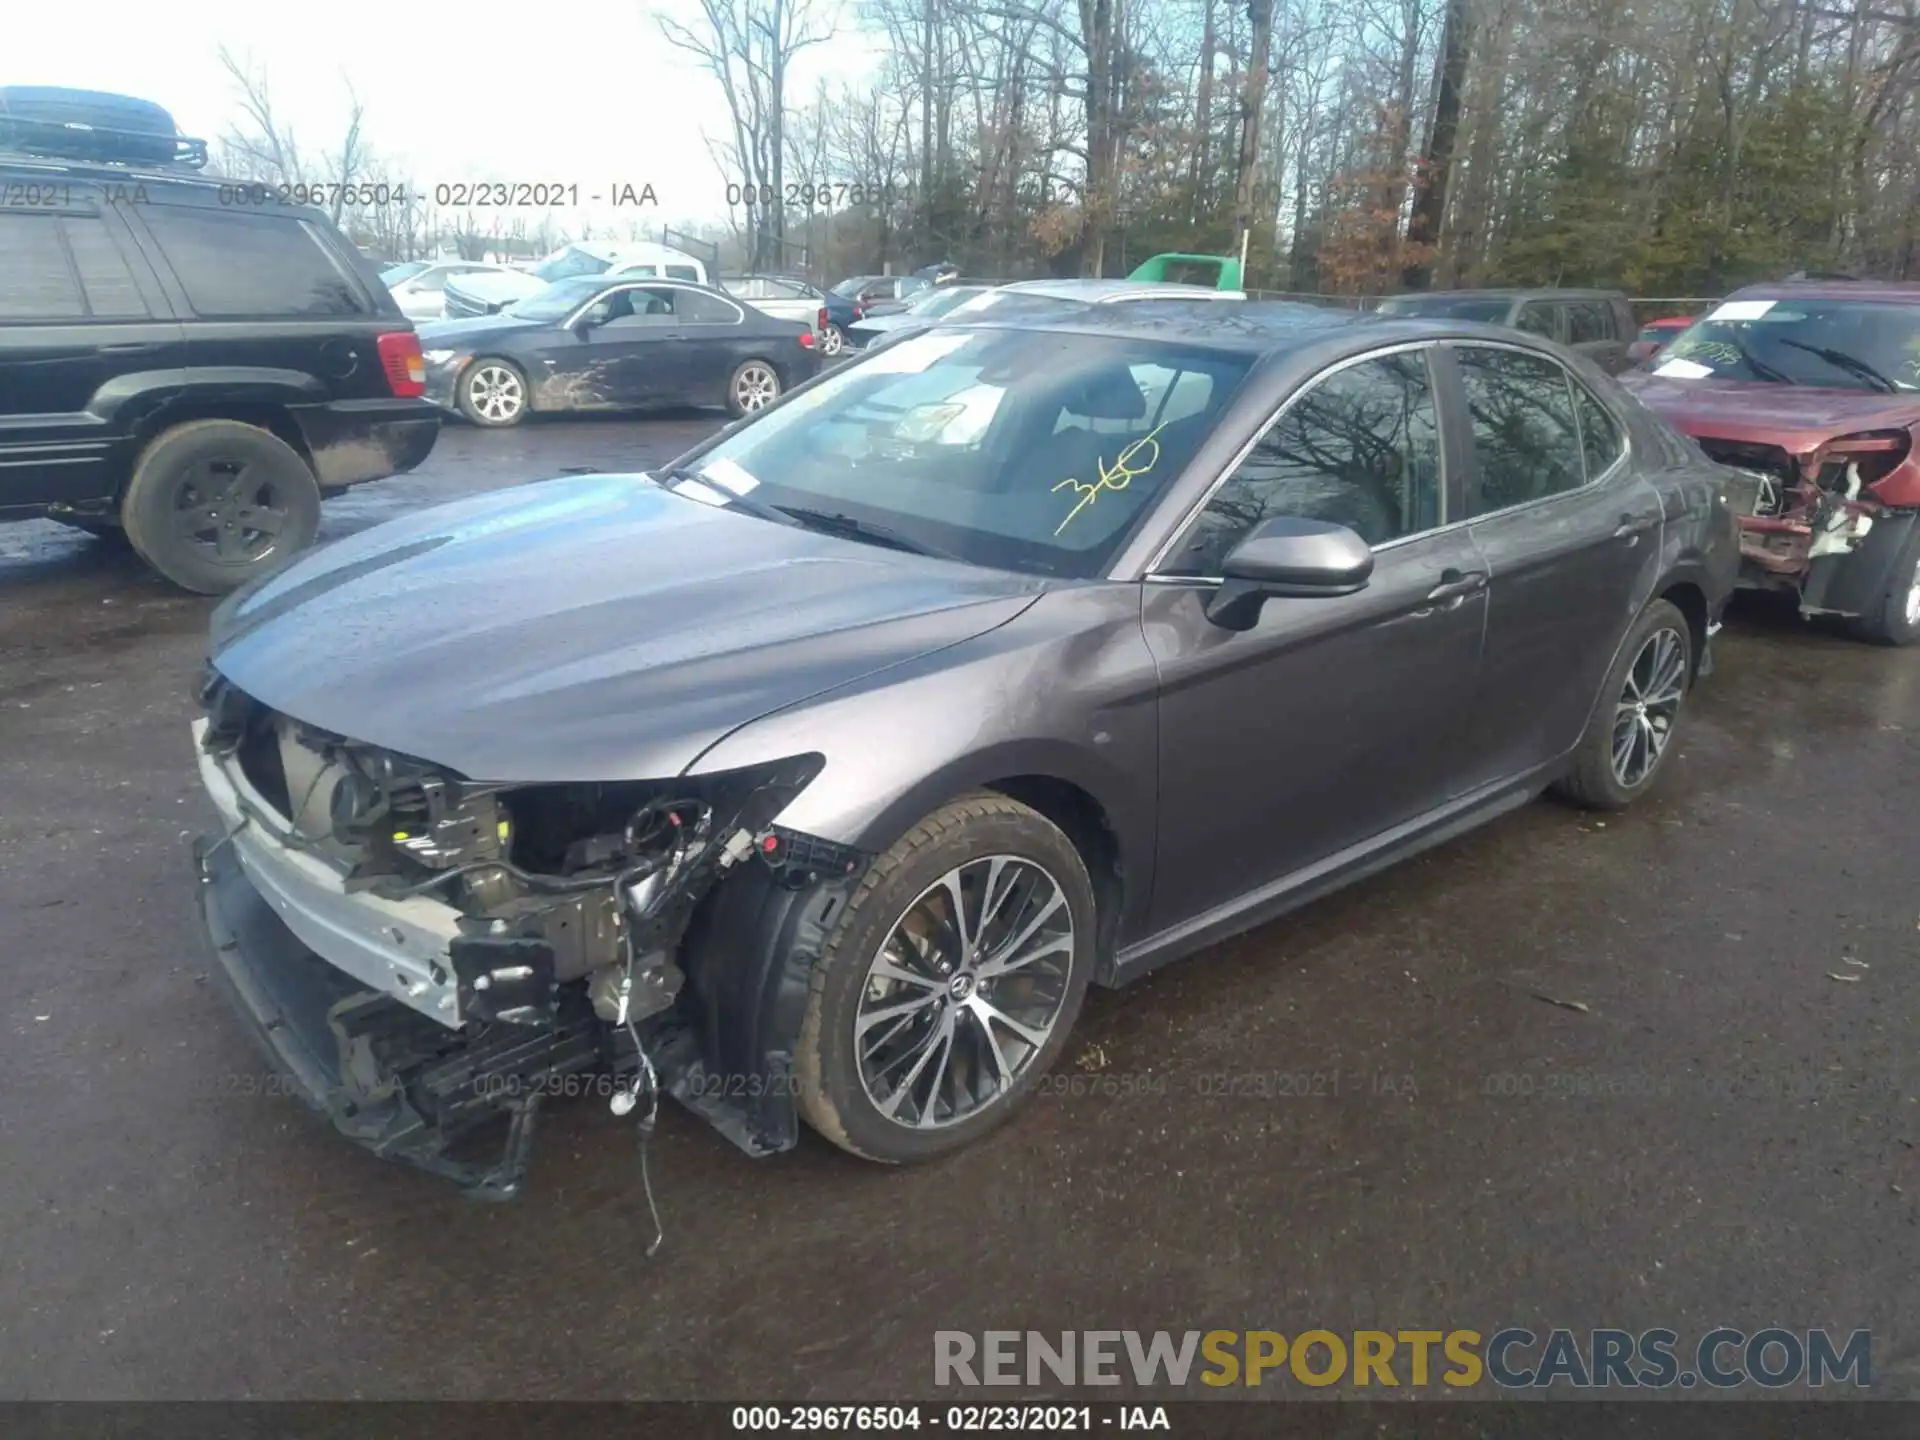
379 261 515 323
442 242 709 319
723 274 828 339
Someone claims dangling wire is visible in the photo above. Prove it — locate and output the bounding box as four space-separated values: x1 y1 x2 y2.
611 927 665 1257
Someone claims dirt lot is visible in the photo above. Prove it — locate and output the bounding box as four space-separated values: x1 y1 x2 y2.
1 414 1917 1400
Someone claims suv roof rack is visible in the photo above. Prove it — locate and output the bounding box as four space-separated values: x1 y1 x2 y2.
0 113 209 170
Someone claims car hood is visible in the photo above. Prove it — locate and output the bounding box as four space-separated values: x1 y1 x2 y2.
445 270 548 305
207 474 1045 783
852 313 924 335
1620 372 1920 452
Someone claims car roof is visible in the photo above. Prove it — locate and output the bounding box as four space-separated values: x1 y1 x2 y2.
998 277 1237 302
1725 280 1920 305
1381 287 1626 303
952 301 1604 364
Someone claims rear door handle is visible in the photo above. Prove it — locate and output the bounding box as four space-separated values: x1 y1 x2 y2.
99 342 159 355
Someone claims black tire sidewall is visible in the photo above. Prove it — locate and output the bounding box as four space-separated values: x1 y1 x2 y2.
1857 527 1920 646
799 797 1096 1163
457 358 528 427
120 422 320 594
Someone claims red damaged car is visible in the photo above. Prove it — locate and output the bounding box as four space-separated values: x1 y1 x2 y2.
1621 281 1920 645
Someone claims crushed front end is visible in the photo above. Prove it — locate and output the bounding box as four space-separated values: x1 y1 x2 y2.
190 670 858 1198
1699 427 1920 619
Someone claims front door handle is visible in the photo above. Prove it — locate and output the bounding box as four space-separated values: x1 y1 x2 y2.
98 342 159 355
1424 568 1488 605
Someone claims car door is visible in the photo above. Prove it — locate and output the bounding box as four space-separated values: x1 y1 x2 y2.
646 285 752 404
1140 344 1489 934
0 196 181 515
522 284 672 408
1441 342 1663 791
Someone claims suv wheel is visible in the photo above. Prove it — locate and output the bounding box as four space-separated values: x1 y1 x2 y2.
795 793 1096 1163
457 360 528 427
1850 525 1920 647
1555 598 1692 810
120 421 322 594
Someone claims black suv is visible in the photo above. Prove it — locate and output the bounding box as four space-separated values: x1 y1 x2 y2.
1373 288 1639 373
0 88 439 592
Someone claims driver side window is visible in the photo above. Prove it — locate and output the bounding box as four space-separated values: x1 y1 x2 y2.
1160 349 1443 576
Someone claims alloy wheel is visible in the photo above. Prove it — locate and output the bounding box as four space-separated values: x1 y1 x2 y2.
1611 626 1686 788
467 364 524 423
820 325 844 356
854 855 1076 1130
170 459 291 566
734 362 780 412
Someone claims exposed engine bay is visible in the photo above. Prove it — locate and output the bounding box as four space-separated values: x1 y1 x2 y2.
193 668 862 1205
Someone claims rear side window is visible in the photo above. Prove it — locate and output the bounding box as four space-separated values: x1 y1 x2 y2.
1515 302 1561 340
666 264 701 282
1566 302 1609 344
0 211 151 320
675 290 741 323
1457 345 1587 513
0 212 86 319
140 207 367 317
1575 383 1626 477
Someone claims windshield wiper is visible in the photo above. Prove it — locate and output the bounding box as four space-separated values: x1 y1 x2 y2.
769 504 964 561
1775 338 1900 393
1725 334 1796 385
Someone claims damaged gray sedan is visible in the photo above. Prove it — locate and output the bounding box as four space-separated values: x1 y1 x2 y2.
192 304 1741 1197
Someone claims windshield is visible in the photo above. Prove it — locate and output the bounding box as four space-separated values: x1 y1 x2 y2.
380 261 430 285
672 328 1253 577
1653 300 1920 391
1376 295 1511 322
949 289 1087 319
832 276 880 297
532 248 612 282
907 286 988 318
505 278 606 321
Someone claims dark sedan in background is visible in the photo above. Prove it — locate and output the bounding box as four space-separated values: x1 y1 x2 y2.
190 302 1739 1197
418 276 821 426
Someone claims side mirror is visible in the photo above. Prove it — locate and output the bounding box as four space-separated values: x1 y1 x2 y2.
1204 517 1374 631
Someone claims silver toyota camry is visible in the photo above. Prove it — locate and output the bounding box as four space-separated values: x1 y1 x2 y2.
190 301 1745 1196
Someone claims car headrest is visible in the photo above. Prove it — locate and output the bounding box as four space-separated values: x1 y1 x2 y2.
1059 368 1148 421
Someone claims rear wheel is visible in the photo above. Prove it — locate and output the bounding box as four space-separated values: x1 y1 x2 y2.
120 420 321 594
727 360 782 417
1555 598 1692 810
819 324 845 357
795 794 1096 1163
1849 525 1920 646
457 359 528 427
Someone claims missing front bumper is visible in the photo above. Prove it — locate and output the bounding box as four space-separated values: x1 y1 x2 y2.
193 834 631 1198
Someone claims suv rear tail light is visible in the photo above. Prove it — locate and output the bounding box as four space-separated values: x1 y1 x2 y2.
376 331 426 397
818 306 829 332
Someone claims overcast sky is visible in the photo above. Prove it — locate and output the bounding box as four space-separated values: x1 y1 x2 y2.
9 1 883 230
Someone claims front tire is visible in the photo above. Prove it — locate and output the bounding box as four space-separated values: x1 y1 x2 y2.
1849 524 1920 646
727 359 782 417
795 794 1097 1163
1555 598 1693 810
457 359 529 427
120 420 322 594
